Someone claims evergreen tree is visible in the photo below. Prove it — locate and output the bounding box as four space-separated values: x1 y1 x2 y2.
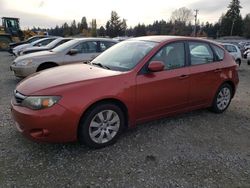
70 20 78 36
98 26 106 36
220 0 243 36
106 11 123 37
243 14 250 38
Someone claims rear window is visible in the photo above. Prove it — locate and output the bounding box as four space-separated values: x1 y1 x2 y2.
212 45 225 61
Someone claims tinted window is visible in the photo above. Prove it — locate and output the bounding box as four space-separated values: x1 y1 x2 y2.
212 45 224 61
74 41 97 53
99 41 116 52
189 42 214 65
35 38 55 46
151 42 185 69
224 45 237 53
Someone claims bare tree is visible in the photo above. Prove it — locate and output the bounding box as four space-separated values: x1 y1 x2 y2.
171 7 193 24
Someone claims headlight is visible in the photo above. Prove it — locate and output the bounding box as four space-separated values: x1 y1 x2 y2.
21 96 61 110
16 59 33 66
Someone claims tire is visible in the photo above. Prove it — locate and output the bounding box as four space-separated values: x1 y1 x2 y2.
78 103 125 148
236 59 241 67
0 36 11 51
37 63 57 72
248 60 250 65
210 83 232 113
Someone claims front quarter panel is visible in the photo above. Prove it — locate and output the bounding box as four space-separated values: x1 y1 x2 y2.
32 72 136 131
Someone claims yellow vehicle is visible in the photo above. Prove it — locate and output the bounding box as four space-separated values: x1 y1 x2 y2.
0 17 25 50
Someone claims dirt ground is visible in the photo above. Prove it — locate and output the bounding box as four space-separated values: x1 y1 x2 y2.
0 52 249 187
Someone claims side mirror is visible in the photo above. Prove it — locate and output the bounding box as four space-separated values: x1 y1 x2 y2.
68 49 78 55
148 61 165 72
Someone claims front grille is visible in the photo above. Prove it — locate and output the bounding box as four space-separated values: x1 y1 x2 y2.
14 90 26 104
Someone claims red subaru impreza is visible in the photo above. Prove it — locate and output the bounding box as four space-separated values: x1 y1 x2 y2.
11 36 239 148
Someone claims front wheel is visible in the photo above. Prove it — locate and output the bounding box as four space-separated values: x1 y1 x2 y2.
210 83 232 113
236 59 241 67
78 103 125 148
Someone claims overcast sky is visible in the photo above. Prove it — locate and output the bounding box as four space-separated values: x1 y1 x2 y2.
0 0 250 29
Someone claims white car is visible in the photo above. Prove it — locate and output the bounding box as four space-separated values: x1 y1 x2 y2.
12 37 58 56
222 43 242 66
20 38 72 56
10 38 118 77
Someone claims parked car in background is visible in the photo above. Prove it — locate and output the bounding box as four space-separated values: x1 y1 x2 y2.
222 43 242 66
11 36 239 148
10 38 117 77
13 37 58 56
9 35 47 54
247 53 250 65
20 38 72 56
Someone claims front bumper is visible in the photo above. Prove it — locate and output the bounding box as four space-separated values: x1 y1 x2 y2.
10 64 36 78
11 99 79 143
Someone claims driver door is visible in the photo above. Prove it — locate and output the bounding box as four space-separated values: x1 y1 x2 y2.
136 42 190 122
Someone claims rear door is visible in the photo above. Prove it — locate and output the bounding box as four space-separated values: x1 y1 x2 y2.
187 41 222 107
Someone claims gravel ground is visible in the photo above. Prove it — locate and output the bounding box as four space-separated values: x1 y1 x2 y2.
0 51 250 188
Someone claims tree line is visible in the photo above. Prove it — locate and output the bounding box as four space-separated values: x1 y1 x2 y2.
32 0 250 39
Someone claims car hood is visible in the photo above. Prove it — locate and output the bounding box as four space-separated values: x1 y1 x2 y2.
16 64 122 95
14 50 57 62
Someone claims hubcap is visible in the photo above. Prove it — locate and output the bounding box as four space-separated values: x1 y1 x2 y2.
89 110 120 144
216 87 231 110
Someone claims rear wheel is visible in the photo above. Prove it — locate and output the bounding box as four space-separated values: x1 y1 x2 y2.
210 83 232 113
236 59 241 67
0 36 11 51
248 60 250 65
78 103 125 148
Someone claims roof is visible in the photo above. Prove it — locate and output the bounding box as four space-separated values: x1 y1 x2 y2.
73 37 118 42
130 35 219 44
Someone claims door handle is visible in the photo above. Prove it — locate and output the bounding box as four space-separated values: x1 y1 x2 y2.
179 75 189 79
214 69 222 73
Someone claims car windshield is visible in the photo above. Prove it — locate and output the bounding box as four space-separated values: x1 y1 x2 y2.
91 40 157 71
46 38 62 48
51 39 78 52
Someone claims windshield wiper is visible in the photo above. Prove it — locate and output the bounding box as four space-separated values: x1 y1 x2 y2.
92 62 110 70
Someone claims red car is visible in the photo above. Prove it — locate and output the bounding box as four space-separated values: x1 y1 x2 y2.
11 36 239 148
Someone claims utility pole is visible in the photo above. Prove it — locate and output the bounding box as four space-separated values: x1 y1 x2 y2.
230 19 235 36
194 9 199 37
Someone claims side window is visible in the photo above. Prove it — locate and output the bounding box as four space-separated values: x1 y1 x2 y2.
55 39 70 48
212 45 224 61
99 41 116 52
35 39 53 46
229 45 237 52
74 41 97 53
150 42 185 70
189 42 214 65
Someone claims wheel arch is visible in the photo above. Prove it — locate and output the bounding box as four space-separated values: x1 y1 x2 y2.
36 62 58 72
220 80 236 98
77 98 129 138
